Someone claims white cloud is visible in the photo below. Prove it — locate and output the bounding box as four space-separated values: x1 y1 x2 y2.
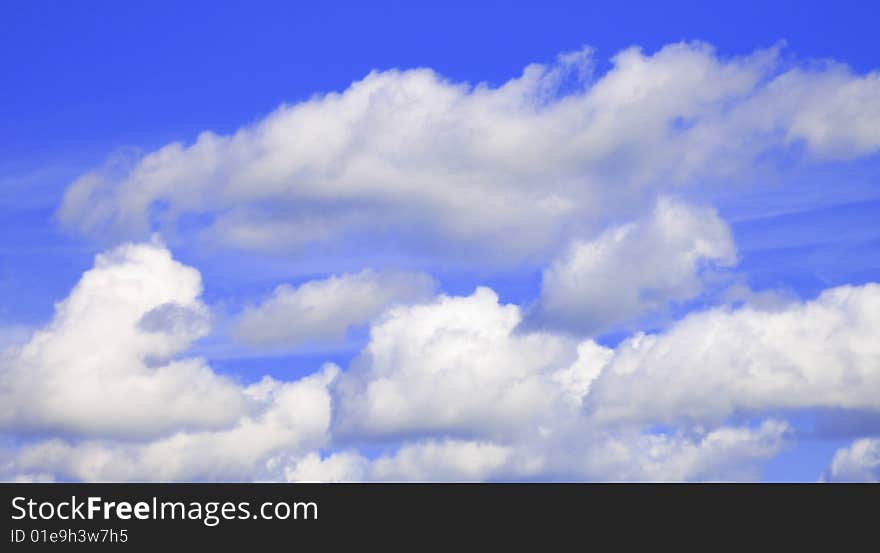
823 438 880 482
11 365 338 482
57 43 880 264
332 280 879 466
582 283 880 426
0 239 246 439
569 420 791 482
2 241 877 483
765 65 880 159
277 439 514 483
331 287 587 440
275 451 369 483
274 421 789 483
234 269 435 350
368 440 514 482
533 197 736 334
6 37 880 485
0 241 345 480
323 276 876 481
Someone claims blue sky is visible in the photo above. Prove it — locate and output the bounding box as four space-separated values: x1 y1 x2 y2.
2 1 879 482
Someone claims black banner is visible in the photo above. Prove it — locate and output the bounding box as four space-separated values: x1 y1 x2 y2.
1 484 875 549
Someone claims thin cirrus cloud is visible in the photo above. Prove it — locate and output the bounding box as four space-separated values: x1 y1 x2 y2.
57 42 880 266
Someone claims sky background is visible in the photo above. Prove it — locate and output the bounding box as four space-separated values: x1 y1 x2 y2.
2 1 879 482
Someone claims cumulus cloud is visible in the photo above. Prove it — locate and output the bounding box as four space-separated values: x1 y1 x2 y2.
331 287 587 440
57 43 880 265
11 366 337 482
276 439 514 483
3 242 874 482
568 420 791 482
0 241 340 482
320 280 798 482
823 438 880 482
7 39 880 484
331 280 879 466
768 65 880 159
581 283 880 426
533 197 736 334
274 422 789 483
274 451 369 483
325 279 877 481
234 269 435 350
368 440 514 482
0 240 246 438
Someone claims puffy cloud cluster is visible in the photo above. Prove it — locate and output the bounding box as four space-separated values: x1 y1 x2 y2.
331 287 582 440
547 420 790 482
8 41 880 482
328 279 878 481
0 241 806 482
234 269 435 350
0 242 337 480
335 277 880 438
276 422 790 483
264 440 516 483
58 43 880 265
533 197 736 334
12 367 336 482
0 240 244 438
581 283 880 426
2 240 878 482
